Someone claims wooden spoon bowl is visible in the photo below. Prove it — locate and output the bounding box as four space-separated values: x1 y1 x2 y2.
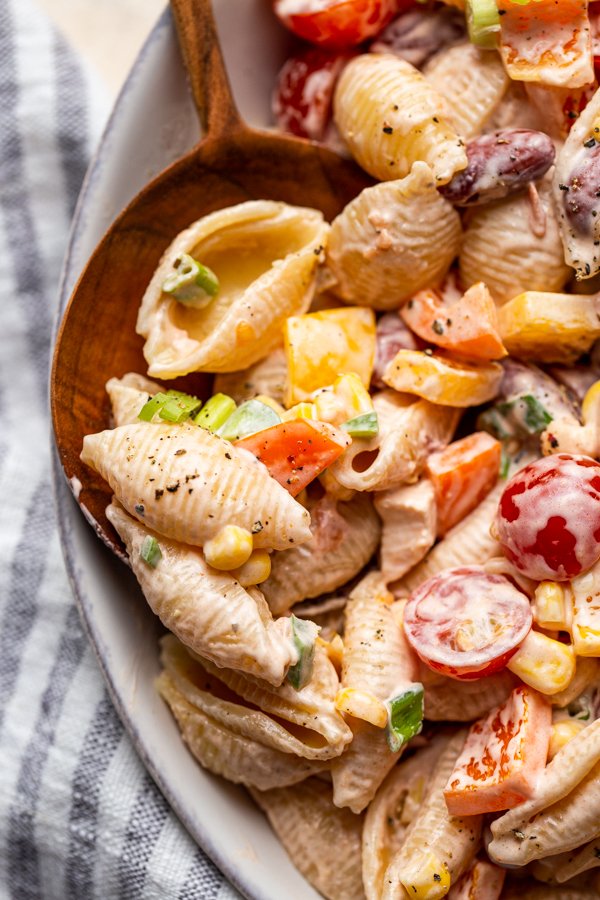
51 0 371 556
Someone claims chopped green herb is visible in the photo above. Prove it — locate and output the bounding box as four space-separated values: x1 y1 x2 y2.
385 684 424 753
287 615 318 690
194 393 237 432
162 253 219 307
342 411 379 439
218 399 281 442
140 535 162 568
479 394 552 443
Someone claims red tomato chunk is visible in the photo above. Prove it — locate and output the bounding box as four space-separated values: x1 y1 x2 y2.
494 453 600 581
273 0 409 49
403 566 532 681
273 46 351 141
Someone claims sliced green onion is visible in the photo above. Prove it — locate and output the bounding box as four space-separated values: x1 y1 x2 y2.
138 391 170 422
162 253 219 308
500 446 511 480
193 393 237 432
218 399 281 442
342 411 379 439
479 394 552 442
158 390 202 423
385 684 424 753
287 615 318 690
140 535 162 568
466 0 501 49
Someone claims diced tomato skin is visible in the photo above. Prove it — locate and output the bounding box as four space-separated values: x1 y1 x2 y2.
427 432 502 536
495 454 600 581
235 419 347 497
272 47 352 141
403 566 533 682
444 686 551 817
273 0 412 49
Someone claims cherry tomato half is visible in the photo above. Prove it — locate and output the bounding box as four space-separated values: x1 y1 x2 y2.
273 0 410 49
495 453 600 581
272 46 351 141
403 566 532 681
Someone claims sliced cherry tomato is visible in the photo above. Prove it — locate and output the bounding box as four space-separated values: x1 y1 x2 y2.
273 0 411 49
272 46 351 141
444 685 551 816
426 432 502 536
494 453 600 581
371 312 420 389
403 566 532 681
235 419 349 496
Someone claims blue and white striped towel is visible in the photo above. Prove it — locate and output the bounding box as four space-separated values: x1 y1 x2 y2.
0 0 242 896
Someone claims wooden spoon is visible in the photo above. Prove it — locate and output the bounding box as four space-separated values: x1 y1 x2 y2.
51 0 371 557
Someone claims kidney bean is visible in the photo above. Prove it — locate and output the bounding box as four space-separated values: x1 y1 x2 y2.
559 140 600 237
439 130 556 207
372 312 420 389
369 7 465 68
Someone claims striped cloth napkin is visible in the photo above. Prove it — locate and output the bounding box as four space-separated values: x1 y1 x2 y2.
0 0 242 896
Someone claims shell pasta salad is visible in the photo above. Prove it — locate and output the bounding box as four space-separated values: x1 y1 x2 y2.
79 0 600 897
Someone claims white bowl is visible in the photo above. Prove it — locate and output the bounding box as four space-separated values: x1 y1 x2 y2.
53 5 319 898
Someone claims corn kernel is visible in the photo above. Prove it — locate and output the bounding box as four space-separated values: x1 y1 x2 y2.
400 853 451 900
204 525 253 571
281 402 316 421
507 630 575 695
232 549 271 586
548 720 587 760
581 379 600 424
335 687 388 728
568 567 600 656
533 581 569 631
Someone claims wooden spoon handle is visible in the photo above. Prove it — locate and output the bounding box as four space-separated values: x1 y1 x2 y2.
170 0 243 139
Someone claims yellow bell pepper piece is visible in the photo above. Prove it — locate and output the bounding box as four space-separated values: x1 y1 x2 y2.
507 630 576 695
497 292 600 364
382 349 502 407
314 372 374 426
281 402 316 422
284 307 376 405
582 379 600 424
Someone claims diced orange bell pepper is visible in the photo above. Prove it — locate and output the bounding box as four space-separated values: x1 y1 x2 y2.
235 419 349 497
426 432 502 536
383 349 503 407
284 307 376 405
401 283 507 362
498 0 593 90
444 686 551 817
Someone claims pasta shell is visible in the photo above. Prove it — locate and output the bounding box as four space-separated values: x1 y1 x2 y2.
326 163 462 309
375 480 437 584
331 573 419 813
328 389 459 494
157 672 325 790
424 42 509 139
106 501 297 686
362 741 446 900
489 720 600 865
293 595 348 642
382 730 481 900
501 882 599 900
420 663 517 723
251 779 365 900
136 200 329 376
555 839 600 883
262 493 381 615
196 644 352 760
80 422 311 551
396 482 503 595
552 658 600 708
460 183 570 305
106 372 162 427
333 54 467 184
213 348 287 405
159 635 336 764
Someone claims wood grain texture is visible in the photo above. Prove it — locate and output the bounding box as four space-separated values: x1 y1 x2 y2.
51 0 371 555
